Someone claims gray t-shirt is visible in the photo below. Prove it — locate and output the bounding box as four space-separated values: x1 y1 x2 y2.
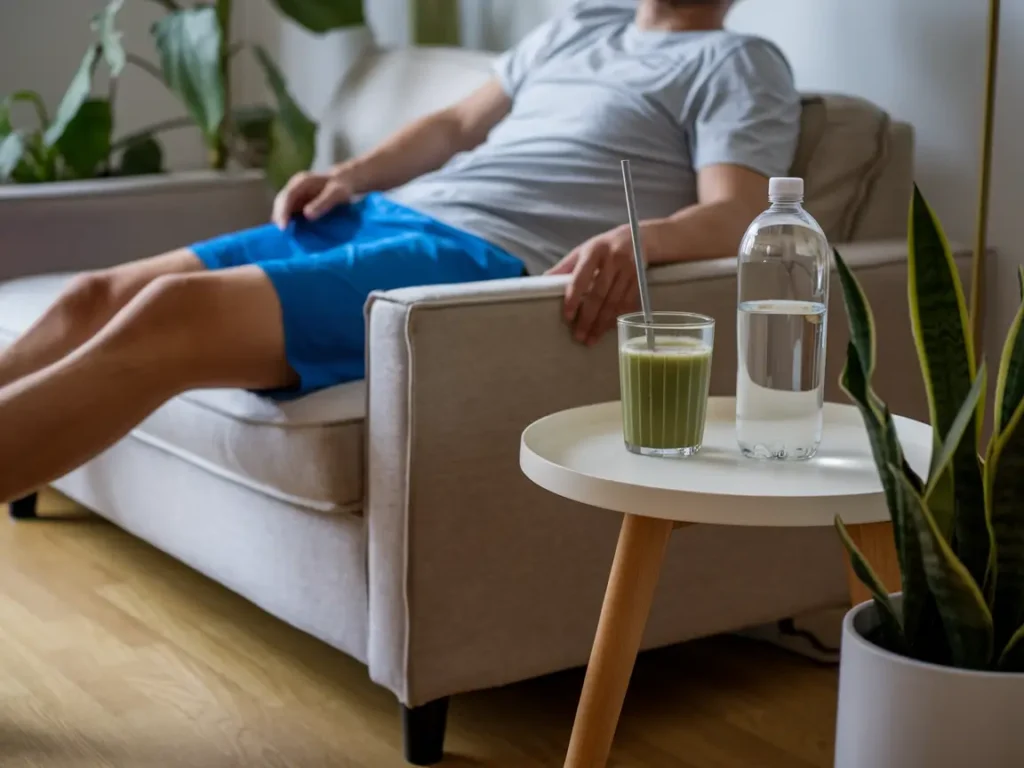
386 1 801 275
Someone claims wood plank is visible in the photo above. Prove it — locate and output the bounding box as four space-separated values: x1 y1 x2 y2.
0 490 840 767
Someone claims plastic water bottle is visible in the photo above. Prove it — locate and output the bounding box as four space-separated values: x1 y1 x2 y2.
736 177 830 460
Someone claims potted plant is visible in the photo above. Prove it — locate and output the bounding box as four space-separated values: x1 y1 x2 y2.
1 0 366 185
833 187 1024 767
0 0 365 281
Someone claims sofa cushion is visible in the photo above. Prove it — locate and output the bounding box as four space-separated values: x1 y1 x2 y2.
792 95 893 243
0 274 366 514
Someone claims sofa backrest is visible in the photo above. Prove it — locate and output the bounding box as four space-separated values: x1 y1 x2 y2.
322 46 914 243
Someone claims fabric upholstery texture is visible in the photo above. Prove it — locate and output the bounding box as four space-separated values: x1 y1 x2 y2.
140 390 365 513
0 46 930 709
53 437 369 663
794 95 897 242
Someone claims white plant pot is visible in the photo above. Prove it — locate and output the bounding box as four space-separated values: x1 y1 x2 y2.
835 596 1024 768
0 171 271 282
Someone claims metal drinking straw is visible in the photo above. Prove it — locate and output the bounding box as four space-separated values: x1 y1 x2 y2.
620 160 655 349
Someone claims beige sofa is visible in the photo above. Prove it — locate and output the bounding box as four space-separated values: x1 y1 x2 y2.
0 47 949 765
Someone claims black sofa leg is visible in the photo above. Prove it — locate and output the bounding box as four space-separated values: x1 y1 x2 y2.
9 492 39 520
402 697 449 766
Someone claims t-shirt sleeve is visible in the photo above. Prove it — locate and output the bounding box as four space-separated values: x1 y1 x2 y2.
688 39 801 179
494 18 562 99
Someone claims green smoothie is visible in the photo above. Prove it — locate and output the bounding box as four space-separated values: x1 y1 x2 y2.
619 336 713 453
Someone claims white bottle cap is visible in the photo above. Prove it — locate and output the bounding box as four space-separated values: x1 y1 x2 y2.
769 177 804 202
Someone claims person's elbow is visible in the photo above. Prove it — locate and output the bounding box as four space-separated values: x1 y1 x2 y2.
446 79 512 152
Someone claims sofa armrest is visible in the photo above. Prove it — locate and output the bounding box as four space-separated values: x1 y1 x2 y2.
362 239 965 706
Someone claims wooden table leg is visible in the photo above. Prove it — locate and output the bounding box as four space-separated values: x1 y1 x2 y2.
564 513 676 768
845 521 902 604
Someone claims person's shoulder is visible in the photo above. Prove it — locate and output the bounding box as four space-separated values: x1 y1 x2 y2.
697 32 794 80
560 1 635 29
529 1 632 54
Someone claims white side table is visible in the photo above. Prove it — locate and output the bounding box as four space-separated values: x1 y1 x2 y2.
520 397 932 768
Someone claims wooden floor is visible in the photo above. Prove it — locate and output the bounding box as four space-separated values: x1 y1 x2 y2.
0 491 840 768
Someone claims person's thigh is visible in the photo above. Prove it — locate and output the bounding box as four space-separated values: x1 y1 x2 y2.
258 229 523 397
97 248 205 297
106 264 296 392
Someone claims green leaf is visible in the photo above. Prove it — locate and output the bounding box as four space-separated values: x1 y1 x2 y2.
1 91 50 133
153 7 225 141
231 104 273 167
908 185 988 589
7 132 58 183
44 45 101 148
234 105 274 139
412 0 461 46
251 46 316 189
880 406 939 658
927 364 987 493
267 0 365 33
841 344 907 559
996 294 1024 435
840 346 939 653
0 132 27 181
987 393 1024 653
999 622 1024 672
1019 265 1024 302
835 248 944 660
893 467 992 668
118 134 163 176
56 98 112 178
92 0 127 77
835 516 906 653
835 248 875 377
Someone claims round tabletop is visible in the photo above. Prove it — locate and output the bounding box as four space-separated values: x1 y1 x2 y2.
520 397 932 527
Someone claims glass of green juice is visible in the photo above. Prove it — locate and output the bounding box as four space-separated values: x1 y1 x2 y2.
617 312 715 457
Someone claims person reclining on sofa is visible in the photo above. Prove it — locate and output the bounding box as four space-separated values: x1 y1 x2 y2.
0 0 798 503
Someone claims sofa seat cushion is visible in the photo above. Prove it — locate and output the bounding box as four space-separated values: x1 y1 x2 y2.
0 274 365 514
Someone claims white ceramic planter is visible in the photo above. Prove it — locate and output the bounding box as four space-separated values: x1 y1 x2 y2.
0 171 271 282
835 597 1024 768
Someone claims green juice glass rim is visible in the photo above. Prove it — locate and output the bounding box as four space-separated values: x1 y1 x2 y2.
617 311 715 330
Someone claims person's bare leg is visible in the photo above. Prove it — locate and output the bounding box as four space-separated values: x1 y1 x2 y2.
0 249 203 389
0 265 296 503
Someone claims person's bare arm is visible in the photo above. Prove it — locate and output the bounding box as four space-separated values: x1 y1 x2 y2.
634 164 768 265
272 79 511 228
548 165 769 345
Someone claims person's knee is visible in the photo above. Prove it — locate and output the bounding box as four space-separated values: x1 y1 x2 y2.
59 272 122 326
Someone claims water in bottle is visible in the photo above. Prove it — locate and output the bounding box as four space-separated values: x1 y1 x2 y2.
736 177 830 460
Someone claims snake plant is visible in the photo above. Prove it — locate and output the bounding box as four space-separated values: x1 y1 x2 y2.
835 185 1024 672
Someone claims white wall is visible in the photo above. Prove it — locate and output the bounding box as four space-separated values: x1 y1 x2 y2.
729 0 987 243
726 0 1021 377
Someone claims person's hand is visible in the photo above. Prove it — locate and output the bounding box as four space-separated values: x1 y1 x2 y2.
271 169 357 229
547 225 641 346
